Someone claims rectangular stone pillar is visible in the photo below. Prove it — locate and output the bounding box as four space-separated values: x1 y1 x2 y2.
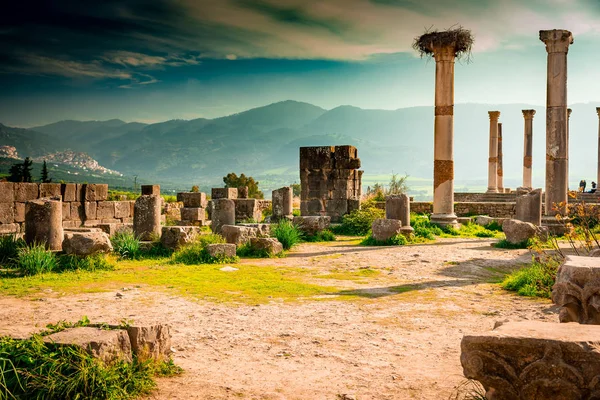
487 111 500 193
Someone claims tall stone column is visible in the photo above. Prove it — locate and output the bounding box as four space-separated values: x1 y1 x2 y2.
540 29 573 226
430 46 459 227
487 111 501 193
497 122 504 193
522 110 536 189
597 107 600 186
567 108 572 190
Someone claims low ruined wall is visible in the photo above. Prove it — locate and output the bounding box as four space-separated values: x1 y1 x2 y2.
411 202 516 218
0 182 135 235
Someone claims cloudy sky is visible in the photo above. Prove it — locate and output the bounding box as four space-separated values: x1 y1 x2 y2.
1 0 599 126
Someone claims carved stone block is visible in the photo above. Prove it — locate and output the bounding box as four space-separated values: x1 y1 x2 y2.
552 255 600 324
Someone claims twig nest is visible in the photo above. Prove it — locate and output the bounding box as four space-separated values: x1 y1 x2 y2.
413 27 474 60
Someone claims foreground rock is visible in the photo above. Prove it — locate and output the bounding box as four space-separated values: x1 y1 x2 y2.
221 225 258 246
62 231 113 256
502 219 537 244
371 219 402 242
461 320 600 399
293 216 331 236
250 238 283 255
552 255 600 324
205 243 237 259
124 324 172 360
160 226 200 250
44 327 132 364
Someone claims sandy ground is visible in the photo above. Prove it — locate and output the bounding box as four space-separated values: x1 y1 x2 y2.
0 237 558 399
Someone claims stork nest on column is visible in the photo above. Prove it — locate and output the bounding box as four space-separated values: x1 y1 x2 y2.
413 26 474 61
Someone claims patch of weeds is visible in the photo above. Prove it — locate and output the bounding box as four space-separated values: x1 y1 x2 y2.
484 221 503 232
361 234 407 246
303 229 336 243
236 243 273 258
501 256 560 298
456 223 498 238
0 235 25 266
56 254 115 273
272 220 302 250
15 243 57 275
331 207 385 236
172 241 238 265
413 226 436 240
494 238 533 249
0 328 182 399
111 231 141 260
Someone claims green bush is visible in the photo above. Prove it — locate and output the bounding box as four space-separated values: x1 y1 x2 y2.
484 221 503 232
502 257 560 298
332 208 385 236
494 238 533 249
236 243 273 258
111 231 141 260
0 323 181 399
413 226 436 240
0 235 25 266
15 243 57 275
172 235 237 264
56 254 115 273
411 214 444 237
272 220 302 250
303 229 336 243
361 233 407 246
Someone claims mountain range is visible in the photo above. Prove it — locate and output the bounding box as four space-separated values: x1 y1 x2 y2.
2 100 600 197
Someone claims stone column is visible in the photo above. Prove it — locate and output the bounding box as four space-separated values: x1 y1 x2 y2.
25 199 63 251
386 194 414 236
567 108 572 190
487 111 501 193
211 199 235 234
430 46 459 227
497 122 504 193
597 107 600 186
521 110 536 189
516 188 542 226
540 29 573 227
272 187 293 221
133 195 161 241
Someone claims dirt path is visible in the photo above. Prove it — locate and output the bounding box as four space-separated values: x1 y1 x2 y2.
0 238 558 399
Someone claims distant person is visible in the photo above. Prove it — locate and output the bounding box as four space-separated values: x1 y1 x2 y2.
590 182 597 194
579 180 587 192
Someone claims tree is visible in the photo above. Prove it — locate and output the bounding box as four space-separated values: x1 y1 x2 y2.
22 158 33 183
41 160 52 183
223 172 264 199
191 185 199 193
7 158 33 183
291 183 301 197
387 173 408 195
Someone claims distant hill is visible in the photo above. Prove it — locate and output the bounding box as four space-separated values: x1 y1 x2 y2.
2 100 599 197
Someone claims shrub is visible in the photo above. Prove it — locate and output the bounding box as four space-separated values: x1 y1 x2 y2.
484 221 503 232
361 233 407 246
474 230 495 238
236 243 273 258
303 229 336 243
502 257 560 298
0 235 25 266
411 214 443 237
494 238 533 249
262 204 273 219
272 220 302 250
15 243 57 275
111 231 141 260
413 226 436 240
332 208 385 236
56 254 115 273
172 234 237 264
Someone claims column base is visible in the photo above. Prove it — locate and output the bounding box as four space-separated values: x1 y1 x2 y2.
430 213 460 228
541 215 567 236
400 226 415 238
486 188 499 194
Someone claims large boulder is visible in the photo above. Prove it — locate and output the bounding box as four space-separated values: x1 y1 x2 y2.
552 255 600 324
371 219 402 242
160 226 200 250
502 219 537 244
293 216 331 236
250 238 283 255
44 327 132 364
205 243 237 258
237 223 271 237
125 324 172 360
461 321 600 400
62 231 113 256
221 225 258 245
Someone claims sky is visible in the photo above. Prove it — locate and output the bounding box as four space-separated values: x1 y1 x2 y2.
1 0 600 127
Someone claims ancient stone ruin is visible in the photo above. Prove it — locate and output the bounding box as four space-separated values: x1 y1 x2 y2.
299 145 362 222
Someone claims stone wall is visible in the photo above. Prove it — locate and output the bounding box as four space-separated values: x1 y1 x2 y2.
411 202 517 218
0 182 134 234
299 145 362 222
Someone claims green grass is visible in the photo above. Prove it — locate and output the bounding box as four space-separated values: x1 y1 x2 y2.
236 243 273 258
361 233 408 246
111 231 142 260
331 207 385 236
493 238 533 249
316 268 381 281
272 220 302 250
302 229 336 243
0 235 25 266
15 243 58 275
171 234 238 265
501 257 560 298
55 254 115 273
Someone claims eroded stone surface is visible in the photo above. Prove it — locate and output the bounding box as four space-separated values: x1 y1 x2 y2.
461 320 600 400
221 225 258 245
250 237 283 255
502 219 537 244
126 324 172 360
205 243 237 258
44 327 132 364
62 231 113 256
516 188 542 226
371 219 402 242
133 195 161 241
293 216 331 236
160 226 200 250
25 199 63 250
552 255 600 324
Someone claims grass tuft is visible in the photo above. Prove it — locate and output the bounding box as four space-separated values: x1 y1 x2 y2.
272 220 302 250
15 243 58 275
494 238 533 249
111 231 142 260
361 234 408 246
303 229 336 243
501 257 560 298
0 235 25 266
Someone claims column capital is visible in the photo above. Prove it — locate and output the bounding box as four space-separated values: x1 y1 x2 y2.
522 109 536 119
567 108 572 117
596 107 600 117
488 111 501 120
539 29 573 53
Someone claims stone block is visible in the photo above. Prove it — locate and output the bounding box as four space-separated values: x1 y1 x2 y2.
348 199 361 213
0 182 14 203
160 226 200 250
237 186 249 199
325 199 348 222
552 255 600 324
44 327 132 364
62 231 113 256
233 199 262 222
250 237 283 255
125 324 172 359
476 215 495 226
211 199 236 234
75 184 84 202
70 202 84 221
0 202 14 224
516 188 542 226
62 202 70 220
96 201 115 220
61 183 77 202
141 185 160 196
83 184 108 201
300 146 335 170
237 223 270 237
386 194 411 228
272 187 293 221
101 218 121 224
39 183 61 198
502 219 537 244
293 216 331 236
25 199 63 250
461 320 600 400
178 192 207 208
205 243 237 259
221 225 258 246
14 183 38 202
302 199 325 216
0 223 19 234
333 145 361 169
212 188 238 200
133 195 161 241
82 220 101 227
180 207 206 221
62 220 82 229
14 202 25 223
114 201 131 218
371 219 402 242
84 201 97 220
